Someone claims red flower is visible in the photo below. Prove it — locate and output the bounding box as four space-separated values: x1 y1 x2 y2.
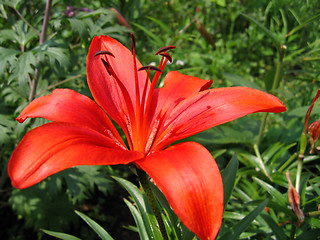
8 35 286 239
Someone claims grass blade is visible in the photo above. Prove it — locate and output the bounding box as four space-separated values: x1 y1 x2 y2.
42 229 82 240
75 210 114 240
219 199 269 240
240 13 281 49
221 154 238 207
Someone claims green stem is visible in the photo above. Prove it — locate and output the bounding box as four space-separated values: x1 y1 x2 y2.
289 223 296 240
253 143 271 179
256 50 284 146
305 210 320 217
295 154 304 193
137 170 168 240
271 51 284 91
28 0 52 101
256 112 268 146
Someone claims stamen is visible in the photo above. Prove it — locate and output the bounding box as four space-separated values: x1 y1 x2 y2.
131 33 143 151
141 69 150 119
159 52 172 63
138 65 163 72
130 33 136 54
155 45 176 55
94 51 115 57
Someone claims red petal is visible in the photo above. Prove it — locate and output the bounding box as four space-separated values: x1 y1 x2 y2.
145 71 212 151
153 87 286 151
16 89 124 146
150 71 212 120
8 122 143 189
136 142 223 240
87 36 149 140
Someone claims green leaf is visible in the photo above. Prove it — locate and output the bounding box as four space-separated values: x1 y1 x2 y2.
287 105 320 117
34 41 69 67
253 177 287 205
112 176 155 239
286 13 320 37
295 229 320 240
2 0 20 8
223 72 263 90
68 18 87 37
123 199 149 240
263 66 276 91
240 13 281 49
9 51 36 86
149 182 187 240
0 47 19 74
42 229 82 240
215 0 226 7
194 118 259 145
221 154 238 207
131 22 164 46
260 214 287 240
146 16 173 35
75 210 114 240
219 199 269 240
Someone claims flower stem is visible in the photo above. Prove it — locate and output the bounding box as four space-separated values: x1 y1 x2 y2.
137 170 168 240
253 143 271 180
256 112 268 146
29 0 52 101
256 50 284 146
295 154 304 193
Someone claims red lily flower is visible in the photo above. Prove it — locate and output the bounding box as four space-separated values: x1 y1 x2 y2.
8 35 286 239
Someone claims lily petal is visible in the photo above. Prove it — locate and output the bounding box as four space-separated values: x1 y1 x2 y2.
150 71 212 122
87 35 149 140
154 87 286 151
145 71 212 152
16 89 124 146
8 122 143 189
136 142 223 240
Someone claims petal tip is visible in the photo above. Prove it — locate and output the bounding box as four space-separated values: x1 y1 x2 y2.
16 116 25 123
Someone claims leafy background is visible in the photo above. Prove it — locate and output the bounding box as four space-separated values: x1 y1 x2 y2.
0 0 319 239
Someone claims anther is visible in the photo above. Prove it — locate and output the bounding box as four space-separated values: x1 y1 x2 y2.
94 51 115 57
138 65 163 72
159 52 172 63
155 45 176 55
130 33 136 54
101 59 112 76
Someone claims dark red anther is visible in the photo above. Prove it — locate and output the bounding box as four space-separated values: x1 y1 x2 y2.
155 45 176 55
159 52 172 63
101 59 112 76
94 51 115 57
131 33 136 54
138 65 163 72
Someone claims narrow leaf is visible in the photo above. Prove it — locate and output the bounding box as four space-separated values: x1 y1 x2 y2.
123 199 149 240
260 214 287 240
223 72 263 90
112 176 154 239
42 229 82 240
219 199 269 240
75 210 114 240
240 13 281 49
221 154 238 207
130 23 163 46
146 16 173 35
286 13 320 37
253 177 287 205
